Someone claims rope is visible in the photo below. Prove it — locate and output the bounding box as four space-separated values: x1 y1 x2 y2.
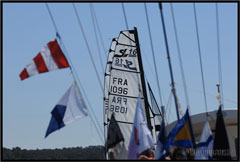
144 3 164 109
90 4 108 58
45 3 104 144
170 4 191 111
45 3 60 37
175 82 236 105
64 43 104 142
216 3 224 108
72 3 104 92
193 3 208 113
89 4 105 75
121 3 129 30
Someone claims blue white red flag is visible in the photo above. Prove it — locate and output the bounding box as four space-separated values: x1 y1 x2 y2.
128 96 154 159
45 81 88 138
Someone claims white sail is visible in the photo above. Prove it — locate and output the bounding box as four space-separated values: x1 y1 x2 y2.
104 30 149 159
104 38 118 141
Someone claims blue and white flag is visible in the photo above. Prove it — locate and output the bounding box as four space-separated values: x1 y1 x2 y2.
195 120 213 160
128 96 154 159
45 81 88 138
154 120 166 160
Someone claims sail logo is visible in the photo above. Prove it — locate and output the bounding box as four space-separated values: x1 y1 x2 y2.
114 58 137 71
115 48 137 57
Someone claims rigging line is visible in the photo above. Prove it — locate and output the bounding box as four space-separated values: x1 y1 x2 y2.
91 4 108 58
140 48 156 79
170 4 190 111
45 4 104 143
60 41 105 144
144 3 164 109
72 3 104 92
90 4 105 75
121 3 129 30
193 3 208 113
216 3 224 108
158 3 180 121
45 3 60 36
174 82 237 104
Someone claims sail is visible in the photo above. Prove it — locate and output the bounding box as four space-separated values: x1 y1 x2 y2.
104 38 118 142
104 29 150 159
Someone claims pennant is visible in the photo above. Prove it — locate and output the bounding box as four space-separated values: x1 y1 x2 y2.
213 105 231 160
19 39 70 80
128 96 154 159
45 81 88 138
165 109 195 151
105 113 124 159
154 120 167 160
105 113 124 150
195 120 213 160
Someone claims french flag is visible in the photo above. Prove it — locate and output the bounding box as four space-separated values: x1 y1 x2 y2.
19 39 70 80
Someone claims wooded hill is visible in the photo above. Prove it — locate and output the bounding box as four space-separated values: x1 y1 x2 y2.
2 145 105 160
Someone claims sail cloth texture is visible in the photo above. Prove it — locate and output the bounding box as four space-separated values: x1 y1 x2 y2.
213 105 231 160
128 96 154 160
154 120 167 160
165 109 195 152
45 81 88 138
19 39 69 80
195 120 213 160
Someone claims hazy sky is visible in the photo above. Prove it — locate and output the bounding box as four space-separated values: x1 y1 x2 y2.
3 2 237 149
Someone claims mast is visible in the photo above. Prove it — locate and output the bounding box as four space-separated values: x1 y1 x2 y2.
133 27 152 130
158 3 180 121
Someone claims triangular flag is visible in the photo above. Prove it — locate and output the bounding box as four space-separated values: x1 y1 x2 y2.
165 109 195 151
105 113 124 159
213 105 231 160
105 113 124 150
19 39 69 80
128 96 154 159
195 120 213 160
45 81 88 138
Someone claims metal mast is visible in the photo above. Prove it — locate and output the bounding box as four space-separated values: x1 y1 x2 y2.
158 3 180 120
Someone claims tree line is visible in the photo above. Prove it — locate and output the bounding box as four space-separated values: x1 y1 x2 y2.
2 145 105 160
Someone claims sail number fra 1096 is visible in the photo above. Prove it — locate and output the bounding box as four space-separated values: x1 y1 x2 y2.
110 86 128 95
110 77 128 95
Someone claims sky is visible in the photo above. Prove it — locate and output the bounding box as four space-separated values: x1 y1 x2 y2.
2 2 237 150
